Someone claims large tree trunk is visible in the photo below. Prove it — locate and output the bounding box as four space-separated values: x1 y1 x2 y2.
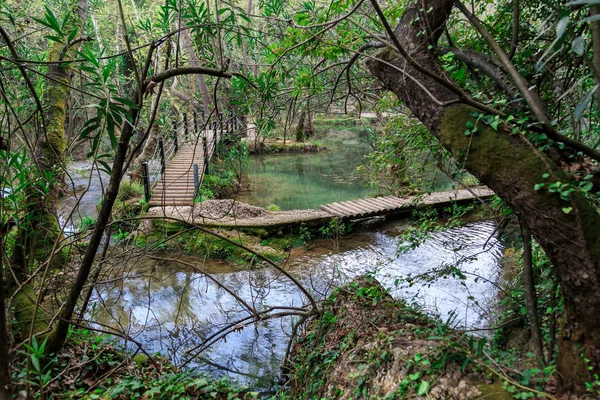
11 0 89 283
366 0 600 394
296 111 306 142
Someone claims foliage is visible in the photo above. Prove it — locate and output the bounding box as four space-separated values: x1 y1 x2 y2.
196 143 249 201
78 216 97 231
281 276 545 399
265 203 281 211
10 329 254 399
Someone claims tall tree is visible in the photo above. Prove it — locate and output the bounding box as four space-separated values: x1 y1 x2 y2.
365 0 600 394
10 0 90 277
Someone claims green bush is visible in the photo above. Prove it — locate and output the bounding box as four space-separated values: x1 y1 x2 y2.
266 203 282 211
117 179 143 202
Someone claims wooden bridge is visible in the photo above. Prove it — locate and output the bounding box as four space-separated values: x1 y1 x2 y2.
143 113 493 223
144 113 241 207
318 187 493 220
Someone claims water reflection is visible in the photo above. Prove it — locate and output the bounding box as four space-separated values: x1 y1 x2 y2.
238 132 372 210
92 220 503 389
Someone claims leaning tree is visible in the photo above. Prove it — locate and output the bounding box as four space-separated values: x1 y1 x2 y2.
358 0 600 394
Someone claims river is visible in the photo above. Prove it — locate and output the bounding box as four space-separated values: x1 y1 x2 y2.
92 219 503 390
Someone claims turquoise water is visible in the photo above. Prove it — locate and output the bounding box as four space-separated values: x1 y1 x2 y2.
238 130 372 210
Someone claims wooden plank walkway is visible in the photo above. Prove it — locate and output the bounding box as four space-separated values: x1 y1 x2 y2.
145 187 494 232
148 130 218 207
318 187 493 220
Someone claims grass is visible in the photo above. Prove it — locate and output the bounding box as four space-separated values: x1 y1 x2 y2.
266 203 282 211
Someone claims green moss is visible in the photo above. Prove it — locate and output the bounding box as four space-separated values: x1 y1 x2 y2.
13 287 49 337
241 228 270 238
132 354 148 368
135 228 284 264
261 234 303 251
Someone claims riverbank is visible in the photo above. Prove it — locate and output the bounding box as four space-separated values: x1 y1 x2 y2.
284 276 513 399
245 138 326 154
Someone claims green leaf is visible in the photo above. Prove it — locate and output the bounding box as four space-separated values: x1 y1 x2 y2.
575 84 599 121
417 380 430 396
409 372 420 381
441 51 454 61
114 97 139 110
534 183 545 191
572 36 585 56
556 16 570 39
97 160 113 176
562 207 573 214
31 356 40 372
43 35 64 43
35 6 63 36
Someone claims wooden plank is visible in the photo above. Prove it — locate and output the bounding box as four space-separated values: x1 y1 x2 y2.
382 196 410 207
378 197 404 210
355 198 390 212
344 199 379 215
319 205 345 218
347 198 379 212
371 197 401 209
337 201 369 216
327 202 360 216
357 198 387 211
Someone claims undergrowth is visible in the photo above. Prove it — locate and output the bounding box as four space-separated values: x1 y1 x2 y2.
10 328 256 399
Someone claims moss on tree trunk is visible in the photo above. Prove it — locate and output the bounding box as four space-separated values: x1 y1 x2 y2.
366 0 600 394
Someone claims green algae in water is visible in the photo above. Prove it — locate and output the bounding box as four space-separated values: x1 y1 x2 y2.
239 133 372 210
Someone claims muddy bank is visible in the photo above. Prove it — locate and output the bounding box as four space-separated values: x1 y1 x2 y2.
286 276 512 399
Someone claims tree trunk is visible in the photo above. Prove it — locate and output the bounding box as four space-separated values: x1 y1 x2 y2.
521 224 545 369
11 0 89 276
46 88 143 354
296 111 306 142
0 235 12 399
366 0 600 394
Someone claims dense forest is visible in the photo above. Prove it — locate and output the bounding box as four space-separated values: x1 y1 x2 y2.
1 0 600 398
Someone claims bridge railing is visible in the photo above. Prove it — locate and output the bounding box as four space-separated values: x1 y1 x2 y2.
142 108 243 203
191 111 242 199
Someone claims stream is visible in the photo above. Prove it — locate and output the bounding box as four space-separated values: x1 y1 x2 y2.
92 219 503 390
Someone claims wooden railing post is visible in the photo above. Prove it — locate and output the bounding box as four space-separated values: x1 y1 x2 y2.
142 162 151 202
213 120 218 155
159 139 165 173
193 163 199 199
193 110 198 135
172 113 178 153
183 113 189 140
203 136 209 175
